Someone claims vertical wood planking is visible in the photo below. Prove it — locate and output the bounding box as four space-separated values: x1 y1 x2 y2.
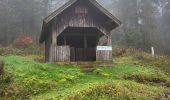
55 46 70 62
84 35 87 48
70 47 75 61
47 3 115 62
96 50 112 61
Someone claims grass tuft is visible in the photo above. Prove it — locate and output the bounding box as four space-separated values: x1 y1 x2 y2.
0 52 170 99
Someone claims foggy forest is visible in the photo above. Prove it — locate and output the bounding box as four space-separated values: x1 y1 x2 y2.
0 0 170 99
0 0 170 53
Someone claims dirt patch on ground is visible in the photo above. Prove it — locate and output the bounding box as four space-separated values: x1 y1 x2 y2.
123 74 170 87
0 60 4 75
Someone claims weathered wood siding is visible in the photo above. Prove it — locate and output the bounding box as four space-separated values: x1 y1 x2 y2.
75 48 95 61
47 1 113 62
45 28 52 62
50 2 109 39
96 50 112 61
49 46 70 62
45 37 50 62
70 47 96 61
70 47 76 61
56 46 70 62
96 35 112 61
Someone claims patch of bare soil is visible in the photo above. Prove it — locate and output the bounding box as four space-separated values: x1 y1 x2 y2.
0 61 4 75
123 74 170 87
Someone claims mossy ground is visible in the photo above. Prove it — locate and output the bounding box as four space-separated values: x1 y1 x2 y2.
0 50 170 99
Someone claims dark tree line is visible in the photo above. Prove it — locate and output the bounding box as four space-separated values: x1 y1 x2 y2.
105 0 170 54
0 0 42 45
0 0 170 54
0 0 69 45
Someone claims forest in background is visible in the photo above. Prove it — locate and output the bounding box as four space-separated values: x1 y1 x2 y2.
1 0 170 99
0 0 170 54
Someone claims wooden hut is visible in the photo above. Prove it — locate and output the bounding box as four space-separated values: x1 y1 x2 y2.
40 0 121 62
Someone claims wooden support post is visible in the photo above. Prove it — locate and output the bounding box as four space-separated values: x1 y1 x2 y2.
84 35 87 48
64 36 67 45
107 35 112 46
96 35 100 45
49 21 57 62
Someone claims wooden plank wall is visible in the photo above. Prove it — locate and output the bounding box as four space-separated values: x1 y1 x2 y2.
49 45 70 62
49 45 55 62
56 46 70 62
45 36 51 62
47 4 113 62
70 47 76 61
70 47 96 61
96 35 113 61
51 3 109 39
76 48 86 61
49 45 112 62
96 50 112 61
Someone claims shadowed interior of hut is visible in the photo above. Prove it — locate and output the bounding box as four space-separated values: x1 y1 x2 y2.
57 27 103 61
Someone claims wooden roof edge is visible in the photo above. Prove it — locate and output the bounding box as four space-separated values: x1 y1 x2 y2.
88 0 121 26
43 0 121 25
39 21 47 43
40 0 121 43
43 0 77 23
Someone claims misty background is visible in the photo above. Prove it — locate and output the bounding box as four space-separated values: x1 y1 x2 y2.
0 0 170 54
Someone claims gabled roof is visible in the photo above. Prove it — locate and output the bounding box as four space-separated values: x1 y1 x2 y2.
43 0 121 25
40 0 121 43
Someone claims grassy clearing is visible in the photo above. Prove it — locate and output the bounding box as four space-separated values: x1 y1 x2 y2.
126 49 170 75
0 51 170 99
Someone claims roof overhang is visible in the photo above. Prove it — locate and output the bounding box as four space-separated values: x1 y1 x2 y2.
40 0 121 43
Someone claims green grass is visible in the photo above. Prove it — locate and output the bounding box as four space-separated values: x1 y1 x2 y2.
0 55 170 100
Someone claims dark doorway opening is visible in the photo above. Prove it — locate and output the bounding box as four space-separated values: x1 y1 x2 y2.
57 27 103 61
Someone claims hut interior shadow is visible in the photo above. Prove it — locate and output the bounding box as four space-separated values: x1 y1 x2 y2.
57 27 103 61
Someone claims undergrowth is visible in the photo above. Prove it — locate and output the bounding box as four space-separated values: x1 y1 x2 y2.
0 49 170 99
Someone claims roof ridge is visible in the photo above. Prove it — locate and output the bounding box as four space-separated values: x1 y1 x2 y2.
44 0 77 23
44 0 121 25
40 0 121 43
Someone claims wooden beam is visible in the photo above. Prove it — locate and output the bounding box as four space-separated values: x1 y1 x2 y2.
52 20 57 45
84 35 87 48
64 36 67 45
62 33 100 37
104 20 113 26
107 34 112 46
49 21 57 62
